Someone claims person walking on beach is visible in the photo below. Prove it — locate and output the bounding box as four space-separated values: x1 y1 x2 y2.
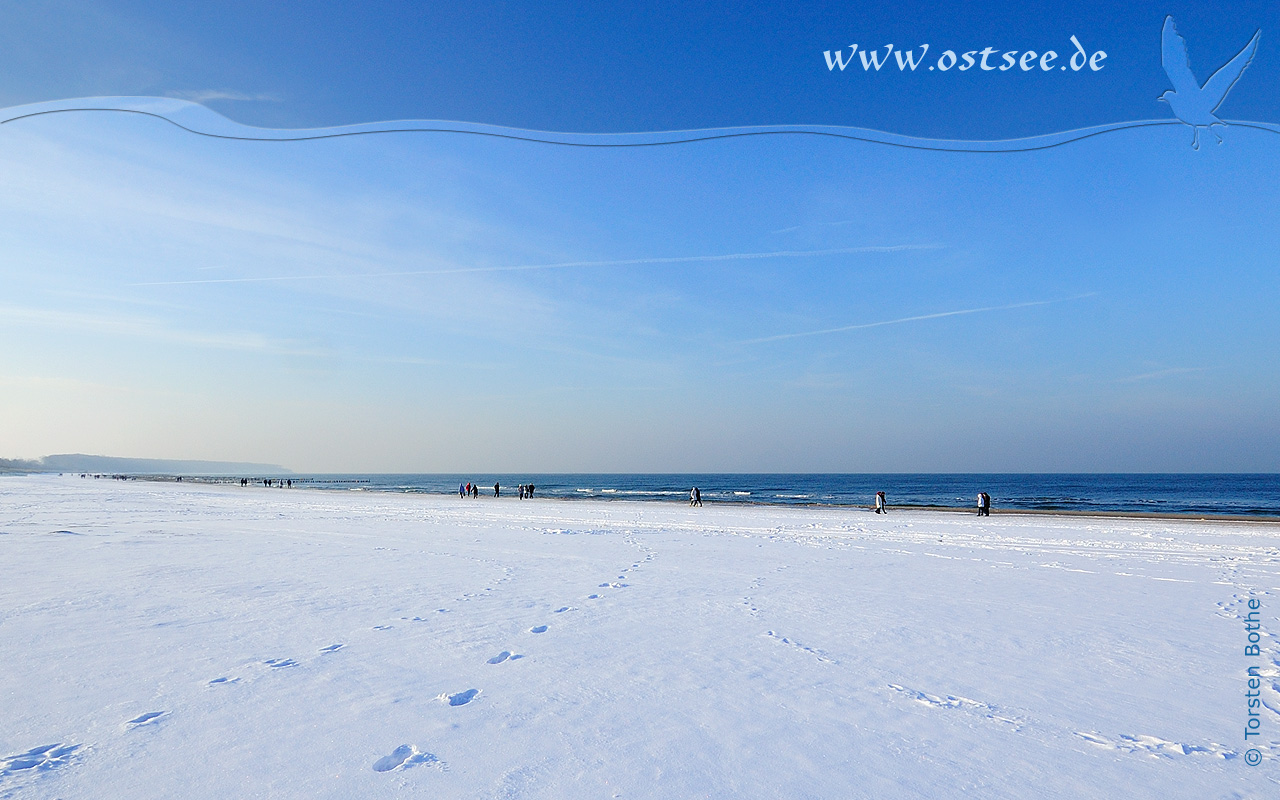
694 487 702 507
494 482 500 498
978 492 991 516
874 491 887 514
527 483 535 498
690 487 697 506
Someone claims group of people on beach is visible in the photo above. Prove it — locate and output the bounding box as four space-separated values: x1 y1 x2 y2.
219 475 996 513
240 478 291 488
872 490 994 515
456 481 536 499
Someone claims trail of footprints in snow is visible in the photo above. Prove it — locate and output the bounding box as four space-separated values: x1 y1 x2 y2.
453 564 515 605
888 682 1247 758
740 572 775 618
1074 731 1240 759
887 684 1021 729
12 565 406 784
7 711 165 782
369 532 655 775
764 630 836 664
207 641 348 686
1215 592 1280 719
750 568 828 660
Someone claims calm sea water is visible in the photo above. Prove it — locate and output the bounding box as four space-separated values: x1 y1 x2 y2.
251 474 1280 517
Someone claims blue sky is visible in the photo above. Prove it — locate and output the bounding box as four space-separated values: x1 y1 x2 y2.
0 2 1277 471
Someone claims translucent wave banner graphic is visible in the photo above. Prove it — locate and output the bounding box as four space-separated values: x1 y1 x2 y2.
3 96 1279 151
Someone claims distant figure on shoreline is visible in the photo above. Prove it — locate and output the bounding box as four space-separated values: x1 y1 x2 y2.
459 482 465 498
494 482 500 498
978 492 991 516
519 484 526 499
690 487 702 507
527 483 535 498
874 491 887 514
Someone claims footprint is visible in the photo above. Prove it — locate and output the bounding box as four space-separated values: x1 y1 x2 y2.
264 658 298 669
125 711 167 727
208 676 239 685
373 625 392 631
530 625 547 634
887 684 1019 728
2 743 81 775
443 689 479 706
488 651 511 664
372 744 442 772
587 594 599 600
554 607 571 613
320 644 344 653
1074 731 1235 758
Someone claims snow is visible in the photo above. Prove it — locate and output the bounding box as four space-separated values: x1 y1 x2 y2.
2 474 1278 798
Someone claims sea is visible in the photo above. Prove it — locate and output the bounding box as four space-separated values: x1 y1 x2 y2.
226 474 1280 518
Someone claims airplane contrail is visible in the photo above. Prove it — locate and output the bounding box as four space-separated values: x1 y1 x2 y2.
129 244 941 287
740 293 1098 344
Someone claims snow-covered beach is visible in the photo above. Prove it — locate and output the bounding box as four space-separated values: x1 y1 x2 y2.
3 474 1278 799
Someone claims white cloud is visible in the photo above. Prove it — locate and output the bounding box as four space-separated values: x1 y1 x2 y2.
130 244 943 287
740 294 1099 344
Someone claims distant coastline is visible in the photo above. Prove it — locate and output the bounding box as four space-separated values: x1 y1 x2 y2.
3 454 291 476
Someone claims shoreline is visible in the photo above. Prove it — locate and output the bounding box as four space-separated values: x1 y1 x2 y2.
16 473 1280 525
882 504 1280 524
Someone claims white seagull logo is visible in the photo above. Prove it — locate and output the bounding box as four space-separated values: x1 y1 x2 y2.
1159 16 1260 149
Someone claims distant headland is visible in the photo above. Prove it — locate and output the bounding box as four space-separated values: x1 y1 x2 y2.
0 454 292 476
